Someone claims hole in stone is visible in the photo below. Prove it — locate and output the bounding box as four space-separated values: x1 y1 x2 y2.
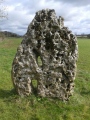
61 80 64 83
49 84 52 87
50 55 53 60
32 80 38 88
18 77 21 79
33 48 39 56
37 40 41 48
56 78 58 82
45 85 48 88
31 80 38 94
56 57 59 60
45 37 54 50
37 56 42 66
67 84 70 88
57 53 60 56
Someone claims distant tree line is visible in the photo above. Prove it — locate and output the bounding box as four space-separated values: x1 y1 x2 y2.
0 31 22 38
76 33 90 39
87 34 90 39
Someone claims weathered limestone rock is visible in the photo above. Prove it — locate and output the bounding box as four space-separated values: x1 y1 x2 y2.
11 9 78 100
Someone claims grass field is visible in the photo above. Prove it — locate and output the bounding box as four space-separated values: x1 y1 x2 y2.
0 37 90 120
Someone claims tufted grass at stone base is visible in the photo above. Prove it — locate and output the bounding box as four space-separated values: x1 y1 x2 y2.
0 37 90 120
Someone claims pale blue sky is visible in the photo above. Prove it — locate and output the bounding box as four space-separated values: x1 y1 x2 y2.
0 0 90 35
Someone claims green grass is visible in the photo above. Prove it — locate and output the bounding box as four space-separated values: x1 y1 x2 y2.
0 37 90 120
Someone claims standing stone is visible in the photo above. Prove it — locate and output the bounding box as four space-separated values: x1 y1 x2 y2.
11 9 78 100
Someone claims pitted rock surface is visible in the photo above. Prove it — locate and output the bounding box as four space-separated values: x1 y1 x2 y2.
11 9 78 100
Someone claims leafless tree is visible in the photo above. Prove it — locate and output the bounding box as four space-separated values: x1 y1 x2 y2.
0 0 7 40
0 0 7 18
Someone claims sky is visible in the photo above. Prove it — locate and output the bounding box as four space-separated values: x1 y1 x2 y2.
0 0 90 35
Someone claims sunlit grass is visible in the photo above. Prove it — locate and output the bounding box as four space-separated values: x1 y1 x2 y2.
0 37 90 120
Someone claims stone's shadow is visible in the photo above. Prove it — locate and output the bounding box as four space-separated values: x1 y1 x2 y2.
80 91 90 95
0 88 39 99
0 89 17 99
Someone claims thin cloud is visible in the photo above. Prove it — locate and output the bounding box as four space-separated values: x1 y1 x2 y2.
53 0 90 7
0 0 90 35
